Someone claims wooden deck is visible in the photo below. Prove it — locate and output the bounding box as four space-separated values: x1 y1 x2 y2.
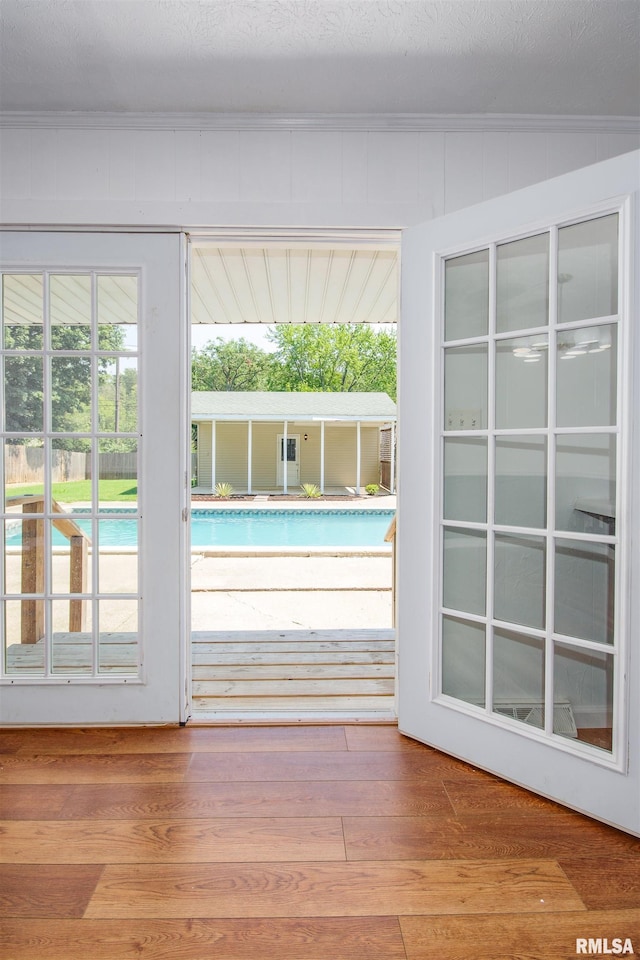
4 633 139 675
5 628 396 717
1 724 638 959
192 628 396 717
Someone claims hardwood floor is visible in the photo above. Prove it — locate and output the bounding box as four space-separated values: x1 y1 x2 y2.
1 725 639 959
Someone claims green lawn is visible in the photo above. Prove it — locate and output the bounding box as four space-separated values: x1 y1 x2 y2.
7 480 138 503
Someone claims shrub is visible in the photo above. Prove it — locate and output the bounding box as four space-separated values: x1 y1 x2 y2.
300 482 321 499
365 483 379 496
214 481 234 498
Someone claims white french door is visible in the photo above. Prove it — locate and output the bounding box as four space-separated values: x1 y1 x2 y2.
0 231 187 724
397 151 640 835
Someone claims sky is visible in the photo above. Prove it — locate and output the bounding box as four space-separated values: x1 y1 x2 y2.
191 323 276 352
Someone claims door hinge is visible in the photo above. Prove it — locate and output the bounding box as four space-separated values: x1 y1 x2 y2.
182 507 189 522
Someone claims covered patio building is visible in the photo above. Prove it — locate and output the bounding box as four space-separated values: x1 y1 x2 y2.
192 391 396 495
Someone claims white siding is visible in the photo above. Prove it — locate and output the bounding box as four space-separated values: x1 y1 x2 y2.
196 422 213 488
1 125 637 228
251 422 279 490
215 422 248 490
324 425 358 487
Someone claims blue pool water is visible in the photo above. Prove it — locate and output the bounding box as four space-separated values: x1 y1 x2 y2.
8 509 395 548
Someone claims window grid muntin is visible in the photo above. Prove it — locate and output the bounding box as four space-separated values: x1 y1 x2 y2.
1 269 142 682
438 207 623 761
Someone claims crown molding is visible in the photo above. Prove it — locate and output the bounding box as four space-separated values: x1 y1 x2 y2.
1 111 639 134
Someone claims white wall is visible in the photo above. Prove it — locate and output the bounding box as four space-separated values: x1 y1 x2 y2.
1 123 638 227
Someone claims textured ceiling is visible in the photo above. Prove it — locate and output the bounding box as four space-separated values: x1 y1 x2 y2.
1 0 638 116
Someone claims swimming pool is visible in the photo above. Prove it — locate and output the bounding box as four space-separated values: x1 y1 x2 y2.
7 509 395 549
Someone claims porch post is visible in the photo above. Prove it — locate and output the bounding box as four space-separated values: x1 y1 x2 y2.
247 420 253 494
211 420 216 491
356 420 361 495
390 420 396 494
320 420 325 494
283 420 288 494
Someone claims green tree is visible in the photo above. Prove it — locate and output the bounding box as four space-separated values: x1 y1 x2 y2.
4 324 125 442
191 337 270 391
266 324 396 399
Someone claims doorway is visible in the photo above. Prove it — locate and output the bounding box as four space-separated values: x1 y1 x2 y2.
276 434 300 487
187 235 400 720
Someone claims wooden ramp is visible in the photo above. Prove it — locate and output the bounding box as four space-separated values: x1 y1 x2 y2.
191 628 396 718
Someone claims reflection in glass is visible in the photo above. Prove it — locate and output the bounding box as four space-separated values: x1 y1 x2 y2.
98 275 138 351
555 435 616 534
4 356 43 432
494 534 545 630
51 356 92 432
443 438 487 523
444 344 487 430
99 357 138 433
556 324 617 427
443 528 486 615
558 214 618 325
496 335 548 429
442 615 485 707
554 642 613 751
555 539 613 645
98 599 138 674
2 274 43 349
495 436 547 529
493 628 545 729
497 233 549 333
50 275 92 350
444 250 489 341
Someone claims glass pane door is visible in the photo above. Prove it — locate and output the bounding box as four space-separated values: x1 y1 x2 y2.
0 231 184 725
398 150 639 835
440 212 621 757
2 271 140 678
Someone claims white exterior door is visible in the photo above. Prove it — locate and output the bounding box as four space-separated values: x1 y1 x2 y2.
397 151 640 835
1 231 187 724
277 434 300 487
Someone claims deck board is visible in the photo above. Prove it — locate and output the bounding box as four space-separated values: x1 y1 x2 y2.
5 628 396 715
191 628 396 715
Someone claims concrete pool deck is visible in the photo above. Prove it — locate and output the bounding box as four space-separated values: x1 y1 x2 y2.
191 493 396 510
190 554 393 630
3 552 393 638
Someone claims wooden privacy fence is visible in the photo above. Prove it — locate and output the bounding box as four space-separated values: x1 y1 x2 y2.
7 495 91 645
5 445 138 483
4 445 87 485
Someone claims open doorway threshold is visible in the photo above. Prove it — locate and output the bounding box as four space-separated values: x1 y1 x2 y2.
189 627 396 722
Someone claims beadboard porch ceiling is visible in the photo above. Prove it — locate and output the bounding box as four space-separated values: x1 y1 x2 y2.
0 1 637 118
191 244 399 325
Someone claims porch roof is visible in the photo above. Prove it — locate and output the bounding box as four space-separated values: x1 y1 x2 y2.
191 391 396 422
